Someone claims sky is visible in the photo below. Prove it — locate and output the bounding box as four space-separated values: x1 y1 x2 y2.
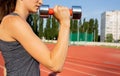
43 0 120 34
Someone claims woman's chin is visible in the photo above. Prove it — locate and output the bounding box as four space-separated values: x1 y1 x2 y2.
30 10 38 14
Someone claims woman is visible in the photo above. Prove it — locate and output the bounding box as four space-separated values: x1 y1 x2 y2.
0 0 70 76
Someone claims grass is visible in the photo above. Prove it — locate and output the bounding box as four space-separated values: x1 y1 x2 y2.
99 45 120 49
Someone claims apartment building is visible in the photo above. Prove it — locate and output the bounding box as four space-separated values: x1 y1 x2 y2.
101 10 120 42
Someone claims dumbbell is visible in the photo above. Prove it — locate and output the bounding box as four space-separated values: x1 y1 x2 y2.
39 5 82 19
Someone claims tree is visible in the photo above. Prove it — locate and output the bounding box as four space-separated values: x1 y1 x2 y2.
83 22 89 41
79 18 85 33
27 14 33 26
27 14 39 35
38 18 44 38
83 22 89 32
94 19 99 41
71 19 78 33
82 18 88 33
70 19 73 32
51 16 59 40
105 34 113 42
79 25 84 33
89 19 94 34
44 17 52 40
32 14 39 35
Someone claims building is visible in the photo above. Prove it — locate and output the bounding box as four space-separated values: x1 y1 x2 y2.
101 10 120 42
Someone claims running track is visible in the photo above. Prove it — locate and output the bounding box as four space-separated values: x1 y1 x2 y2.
0 44 120 76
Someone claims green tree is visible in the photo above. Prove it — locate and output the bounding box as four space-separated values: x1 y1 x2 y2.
38 18 44 38
79 18 84 33
79 19 84 33
94 19 99 41
105 34 113 42
51 16 59 40
27 14 33 26
27 14 39 35
83 21 89 41
89 19 94 34
44 17 52 40
82 18 87 33
32 14 39 35
70 19 73 32
83 22 89 32
72 19 78 33
79 25 84 33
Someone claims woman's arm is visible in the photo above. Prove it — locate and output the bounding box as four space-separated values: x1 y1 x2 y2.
2 6 70 72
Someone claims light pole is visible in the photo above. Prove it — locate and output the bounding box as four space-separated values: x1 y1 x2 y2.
94 29 95 42
77 20 80 42
93 26 95 42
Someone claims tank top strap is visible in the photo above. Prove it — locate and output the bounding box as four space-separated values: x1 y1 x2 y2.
9 12 19 16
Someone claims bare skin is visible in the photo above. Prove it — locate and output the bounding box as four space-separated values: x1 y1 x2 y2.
0 0 70 74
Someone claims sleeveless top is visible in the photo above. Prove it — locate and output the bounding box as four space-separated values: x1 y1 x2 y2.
0 13 40 76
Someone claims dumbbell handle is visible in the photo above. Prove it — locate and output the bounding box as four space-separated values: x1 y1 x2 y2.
49 8 73 16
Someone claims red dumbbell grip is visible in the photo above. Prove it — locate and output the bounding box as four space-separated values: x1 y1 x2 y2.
49 8 73 16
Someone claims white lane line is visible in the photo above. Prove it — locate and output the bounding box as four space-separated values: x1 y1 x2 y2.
64 67 95 76
65 61 120 75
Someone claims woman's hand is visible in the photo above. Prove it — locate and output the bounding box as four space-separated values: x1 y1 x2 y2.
53 5 70 27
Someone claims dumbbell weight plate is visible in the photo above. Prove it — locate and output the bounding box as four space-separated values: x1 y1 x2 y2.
72 6 82 19
39 5 50 18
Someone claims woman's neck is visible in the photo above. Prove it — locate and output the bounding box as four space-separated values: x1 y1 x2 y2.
14 2 29 20
14 9 29 20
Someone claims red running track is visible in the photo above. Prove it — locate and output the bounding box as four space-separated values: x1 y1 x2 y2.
0 44 120 76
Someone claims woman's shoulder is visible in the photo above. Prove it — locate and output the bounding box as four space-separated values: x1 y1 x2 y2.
2 14 23 24
1 13 32 32
1 14 29 30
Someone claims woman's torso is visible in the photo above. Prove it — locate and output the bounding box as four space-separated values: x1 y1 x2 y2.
0 15 40 76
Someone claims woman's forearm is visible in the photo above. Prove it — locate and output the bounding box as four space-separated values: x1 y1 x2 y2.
50 23 70 72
